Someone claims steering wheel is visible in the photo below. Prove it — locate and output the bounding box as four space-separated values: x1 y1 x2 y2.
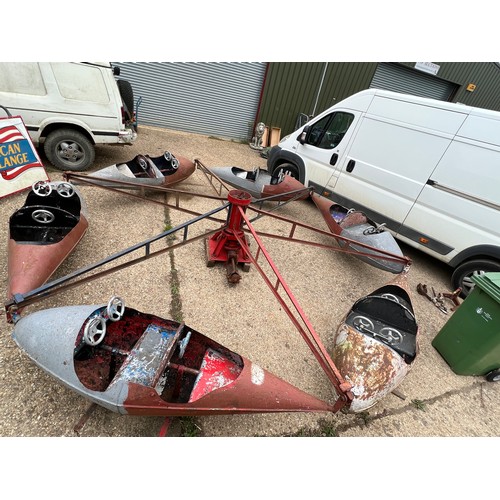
106 296 125 322
163 151 172 161
381 293 400 303
32 209 55 224
170 158 179 170
83 316 107 346
363 223 386 235
379 327 403 345
56 182 75 198
138 157 148 171
352 315 375 333
32 180 52 197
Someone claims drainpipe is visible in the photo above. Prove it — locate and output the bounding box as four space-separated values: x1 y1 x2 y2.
311 62 328 117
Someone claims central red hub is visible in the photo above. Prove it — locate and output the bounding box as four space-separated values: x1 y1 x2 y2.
206 190 252 283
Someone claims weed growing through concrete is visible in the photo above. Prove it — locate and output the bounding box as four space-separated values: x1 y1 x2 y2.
179 416 203 437
283 418 338 437
163 202 204 435
163 200 182 321
358 411 372 426
411 399 426 411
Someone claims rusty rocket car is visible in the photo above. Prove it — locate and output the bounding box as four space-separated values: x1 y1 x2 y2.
91 151 196 187
331 269 419 412
311 193 405 274
7 180 88 303
207 166 310 201
11 296 338 417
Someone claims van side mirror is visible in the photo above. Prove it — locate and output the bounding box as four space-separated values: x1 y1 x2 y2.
298 125 310 145
113 66 121 76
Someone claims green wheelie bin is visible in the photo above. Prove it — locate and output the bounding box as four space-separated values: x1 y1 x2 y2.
432 272 500 382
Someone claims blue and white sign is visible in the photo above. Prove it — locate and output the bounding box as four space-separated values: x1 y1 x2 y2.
0 115 49 198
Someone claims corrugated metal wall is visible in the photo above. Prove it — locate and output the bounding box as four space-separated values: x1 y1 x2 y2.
405 62 500 110
113 62 267 140
315 62 379 116
258 62 500 137
258 62 377 136
370 63 458 100
111 62 500 140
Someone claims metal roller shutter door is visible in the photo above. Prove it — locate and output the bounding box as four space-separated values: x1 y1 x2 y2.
113 62 267 140
370 63 457 101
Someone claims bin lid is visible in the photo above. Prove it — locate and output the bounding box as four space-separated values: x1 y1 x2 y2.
472 272 500 304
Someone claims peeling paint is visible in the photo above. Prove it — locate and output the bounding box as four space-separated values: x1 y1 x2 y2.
332 326 410 412
251 363 265 385
331 273 418 413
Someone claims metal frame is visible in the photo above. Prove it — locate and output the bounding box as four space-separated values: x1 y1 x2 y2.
5 159 413 416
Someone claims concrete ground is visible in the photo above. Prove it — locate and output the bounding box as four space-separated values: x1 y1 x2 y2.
1 125 499 443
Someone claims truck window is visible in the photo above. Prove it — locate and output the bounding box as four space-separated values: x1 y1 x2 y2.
0 63 46 96
307 112 354 149
51 63 110 103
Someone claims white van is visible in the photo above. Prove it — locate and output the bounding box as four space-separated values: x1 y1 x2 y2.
267 88 500 297
0 62 137 171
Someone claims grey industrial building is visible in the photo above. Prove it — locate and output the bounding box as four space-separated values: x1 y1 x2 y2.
115 62 500 141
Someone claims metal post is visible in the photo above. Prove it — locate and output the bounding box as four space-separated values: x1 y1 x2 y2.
206 190 253 283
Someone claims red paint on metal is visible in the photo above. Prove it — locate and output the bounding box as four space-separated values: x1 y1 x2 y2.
122 355 336 416
189 348 242 402
73 402 97 435
7 215 88 305
233 206 354 410
158 417 172 437
206 190 253 277
261 175 310 200
311 193 343 234
74 308 161 391
72 307 337 416
157 155 196 187
92 153 196 188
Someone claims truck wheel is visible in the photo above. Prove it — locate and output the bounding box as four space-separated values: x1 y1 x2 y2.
272 162 300 182
486 369 500 382
44 129 95 172
451 259 500 298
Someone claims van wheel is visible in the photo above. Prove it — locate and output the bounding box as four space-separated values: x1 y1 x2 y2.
44 129 95 172
272 163 300 182
451 259 500 298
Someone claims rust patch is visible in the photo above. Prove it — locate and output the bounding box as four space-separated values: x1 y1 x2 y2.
332 324 408 411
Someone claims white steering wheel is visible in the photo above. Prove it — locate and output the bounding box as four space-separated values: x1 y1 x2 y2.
352 315 375 333
56 182 75 198
106 296 125 322
83 316 107 346
32 209 55 224
32 180 52 197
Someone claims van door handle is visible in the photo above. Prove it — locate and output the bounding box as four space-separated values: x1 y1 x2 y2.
346 160 355 172
330 153 338 166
